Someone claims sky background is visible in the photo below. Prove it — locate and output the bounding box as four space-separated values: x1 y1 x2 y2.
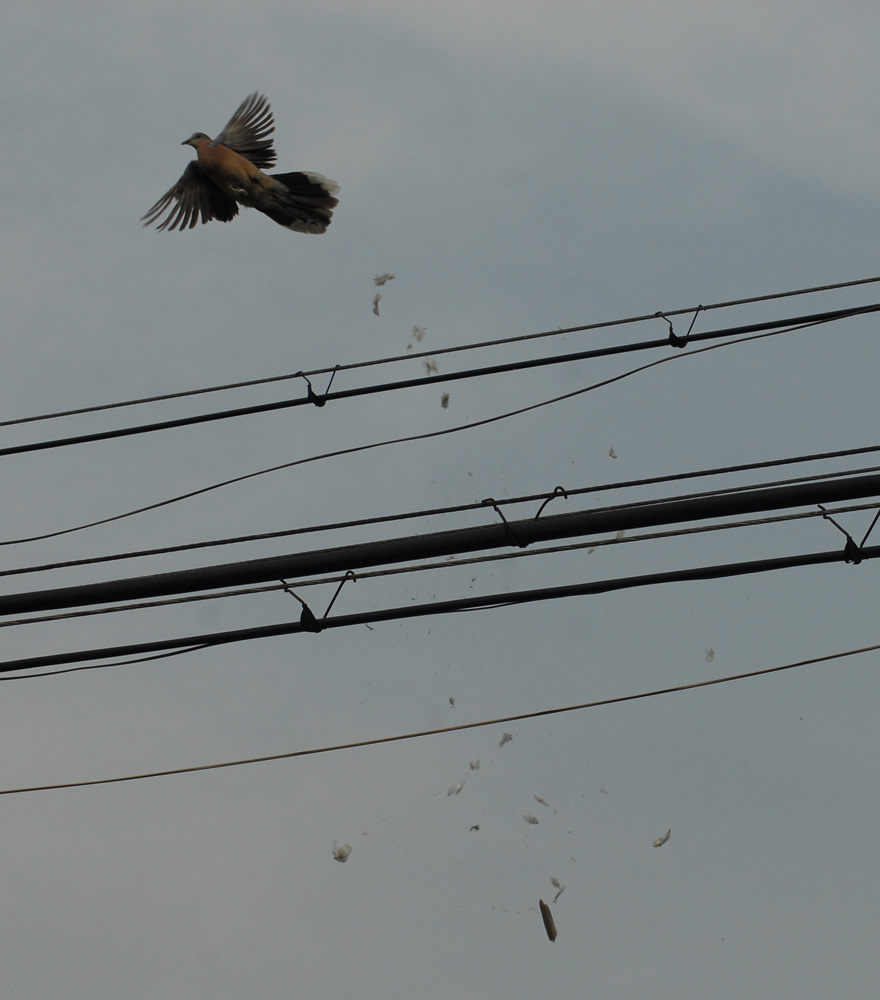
2 2 880 997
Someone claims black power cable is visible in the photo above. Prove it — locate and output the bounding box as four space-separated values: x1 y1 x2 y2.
0 543 875 675
5 273 879 430
1 302 876 459
1 469 878 617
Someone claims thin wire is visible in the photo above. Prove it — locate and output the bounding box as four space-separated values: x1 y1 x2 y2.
5 442 880 581
0 320 832 548
0 644 211 681
0 585 284 627
3 273 878 429
0 641 876 795
4 302 875 460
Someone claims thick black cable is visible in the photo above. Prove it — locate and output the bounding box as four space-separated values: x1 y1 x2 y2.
4 500 878 631
3 466 879 616
4 440 880 580
0 544 876 674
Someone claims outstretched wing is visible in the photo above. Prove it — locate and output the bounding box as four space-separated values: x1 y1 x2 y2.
214 93 276 168
141 161 240 231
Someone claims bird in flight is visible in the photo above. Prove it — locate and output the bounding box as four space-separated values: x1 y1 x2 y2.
142 93 339 233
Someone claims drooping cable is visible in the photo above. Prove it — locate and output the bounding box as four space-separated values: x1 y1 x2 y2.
0 640 876 795
3 273 878 429
3 441 880 580
0 302 876 459
0 321 836 548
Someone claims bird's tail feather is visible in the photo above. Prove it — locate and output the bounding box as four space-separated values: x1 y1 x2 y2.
261 172 340 233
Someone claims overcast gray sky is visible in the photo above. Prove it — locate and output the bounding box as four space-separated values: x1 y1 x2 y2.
2 2 880 997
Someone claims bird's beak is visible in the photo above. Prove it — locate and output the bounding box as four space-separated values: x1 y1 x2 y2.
181 138 194 148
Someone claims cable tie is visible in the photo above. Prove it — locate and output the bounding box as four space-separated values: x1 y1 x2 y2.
656 311 685 348
843 537 863 564
685 305 703 338
299 605 323 632
322 570 357 619
859 508 880 549
296 368 338 408
656 305 702 348
481 498 528 548
322 366 340 396
818 505 863 564
534 486 569 520
280 580 324 631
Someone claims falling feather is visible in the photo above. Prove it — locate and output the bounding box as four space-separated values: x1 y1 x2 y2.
373 273 395 286
523 814 539 825
372 293 381 316
653 828 671 848
533 795 549 808
539 899 558 942
498 733 513 748
332 842 352 862
550 876 566 902
447 780 465 796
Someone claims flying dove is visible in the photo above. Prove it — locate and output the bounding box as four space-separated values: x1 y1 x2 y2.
142 93 339 233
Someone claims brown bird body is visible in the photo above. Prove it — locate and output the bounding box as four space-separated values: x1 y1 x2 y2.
142 93 339 234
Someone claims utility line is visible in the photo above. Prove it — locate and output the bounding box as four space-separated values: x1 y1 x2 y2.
0 645 212 682
4 273 878 430
1 640 877 796
0 302 875 460
4 442 880 579
0 321 842 548
4 500 878 632
2 469 877 617
0 543 876 673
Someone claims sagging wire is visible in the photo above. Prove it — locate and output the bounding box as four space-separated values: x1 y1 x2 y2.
6 442 880 582
0 318 842 550
3 274 878 430
1 640 878 795
7 440 880 586
1 302 877 463
0 643 211 682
